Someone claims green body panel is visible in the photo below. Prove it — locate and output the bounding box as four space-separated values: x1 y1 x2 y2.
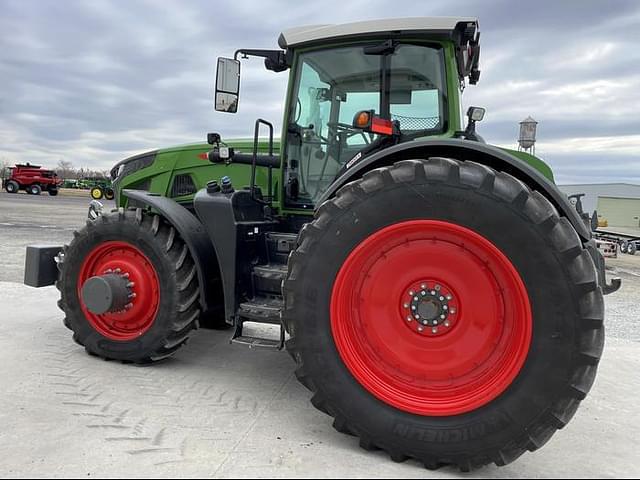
116 139 280 208
114 38 555 213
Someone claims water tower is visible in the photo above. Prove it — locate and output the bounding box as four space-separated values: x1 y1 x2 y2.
518 116 538 155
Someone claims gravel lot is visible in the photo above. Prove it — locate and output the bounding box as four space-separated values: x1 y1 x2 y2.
1 191 639 478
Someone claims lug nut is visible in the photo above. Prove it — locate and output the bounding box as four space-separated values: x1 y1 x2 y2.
432 327 438 334
422 320 428 325
421 291 426 296
440 314 446 319
446 294 452 300
406 316 412 322
439 296 445 301
430 290 436 295
435 284 441 291
403 303 409 308
409 290 414 296
450 308 456 314
421 284 427 289
444 321 450 327
418 326 424 332
443 305 448 310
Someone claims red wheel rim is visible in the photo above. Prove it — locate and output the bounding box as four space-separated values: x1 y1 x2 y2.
78 241 160 341
330 220 532 416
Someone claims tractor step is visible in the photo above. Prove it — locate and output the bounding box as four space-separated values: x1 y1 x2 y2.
252 263 288 294
231 335 282 350
231 321 284 350
265 232 297 263
238 296 282 324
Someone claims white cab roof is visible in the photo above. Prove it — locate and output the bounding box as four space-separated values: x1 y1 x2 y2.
279 17 478 48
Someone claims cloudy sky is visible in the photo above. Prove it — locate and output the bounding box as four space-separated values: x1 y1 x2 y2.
1 0 639 184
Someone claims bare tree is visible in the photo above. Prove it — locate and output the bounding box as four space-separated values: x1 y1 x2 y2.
56 159 77 180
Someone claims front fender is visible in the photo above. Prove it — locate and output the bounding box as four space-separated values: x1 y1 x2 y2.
318 138 591 241
122 190 221 313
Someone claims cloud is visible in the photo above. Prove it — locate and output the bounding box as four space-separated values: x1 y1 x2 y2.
0 0 638 185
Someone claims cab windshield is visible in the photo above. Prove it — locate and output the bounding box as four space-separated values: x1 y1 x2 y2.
285 43 447 205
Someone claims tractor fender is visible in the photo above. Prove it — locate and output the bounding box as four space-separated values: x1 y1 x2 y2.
122 189 220 313
318 138 591 241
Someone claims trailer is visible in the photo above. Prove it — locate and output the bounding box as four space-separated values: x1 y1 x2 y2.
595 228 640 255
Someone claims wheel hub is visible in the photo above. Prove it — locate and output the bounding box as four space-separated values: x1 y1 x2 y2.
81 270 135 315
401 281 458 336
77 241 159 341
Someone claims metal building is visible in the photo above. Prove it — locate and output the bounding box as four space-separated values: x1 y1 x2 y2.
559 183 640 228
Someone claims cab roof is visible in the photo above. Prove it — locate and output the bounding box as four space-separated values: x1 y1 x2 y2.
278 17 479 49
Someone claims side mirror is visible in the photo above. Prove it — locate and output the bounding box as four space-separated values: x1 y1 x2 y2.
215 57 241 113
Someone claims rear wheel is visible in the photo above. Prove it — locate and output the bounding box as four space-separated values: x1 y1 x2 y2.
283 158 604 470
104 187 115 200
56 208 201 363
627 242 637 255
90 186 104 200
5 180 19 193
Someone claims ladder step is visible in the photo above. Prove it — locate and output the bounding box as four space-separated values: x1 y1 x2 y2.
265 232 297 263
252 263 288 294
238 296 282 324
231 335 282 350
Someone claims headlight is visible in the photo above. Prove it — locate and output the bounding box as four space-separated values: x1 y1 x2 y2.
110 152 157 181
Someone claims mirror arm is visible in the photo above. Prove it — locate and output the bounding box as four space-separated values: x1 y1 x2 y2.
233 49 290 72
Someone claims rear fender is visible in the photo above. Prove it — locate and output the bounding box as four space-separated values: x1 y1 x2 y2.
319 138 591 241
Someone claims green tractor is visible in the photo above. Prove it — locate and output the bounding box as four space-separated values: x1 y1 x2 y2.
25 18 620 470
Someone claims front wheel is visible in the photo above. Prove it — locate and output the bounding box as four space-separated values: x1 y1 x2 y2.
29 184 42 195
48 188 59 196
90 186 104 200
56 208 201 363
283 158 604 470
5 180 19 193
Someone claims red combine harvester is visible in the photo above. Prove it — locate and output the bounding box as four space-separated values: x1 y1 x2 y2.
2 163 62 196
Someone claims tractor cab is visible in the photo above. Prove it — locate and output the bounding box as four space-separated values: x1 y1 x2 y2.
211 17 481 208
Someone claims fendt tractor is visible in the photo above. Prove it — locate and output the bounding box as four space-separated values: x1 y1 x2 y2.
25 18 621 470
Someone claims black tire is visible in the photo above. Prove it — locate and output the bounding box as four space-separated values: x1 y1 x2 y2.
56 208 201 363
48 188 59 196
283 158 604 471
620 242 628 254
627 242 637 255
5 180 19 193
29 184 42 195
104 187 115 200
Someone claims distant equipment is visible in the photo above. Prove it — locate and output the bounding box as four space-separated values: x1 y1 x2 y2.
518 116 538 155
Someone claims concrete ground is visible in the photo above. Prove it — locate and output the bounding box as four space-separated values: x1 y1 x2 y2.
1 191 639 478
